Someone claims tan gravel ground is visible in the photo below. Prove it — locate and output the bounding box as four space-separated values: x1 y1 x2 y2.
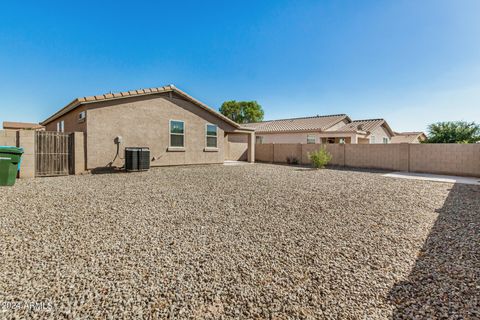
0 163 478 319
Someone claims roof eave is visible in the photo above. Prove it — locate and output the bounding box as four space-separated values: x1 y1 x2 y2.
171 87 244 130
381 121 395 137
40 86 246 130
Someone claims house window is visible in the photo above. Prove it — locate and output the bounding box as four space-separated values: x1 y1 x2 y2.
307 135 316 144
57 120 64 132
370 136 376 144
170 120 184 147
206 124 217 148
256 136 264 144
339 138 346 144
78 111 86 122
383 137 389 144
327 138 335 144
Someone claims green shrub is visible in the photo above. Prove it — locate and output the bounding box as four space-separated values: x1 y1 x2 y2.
308 147 332 169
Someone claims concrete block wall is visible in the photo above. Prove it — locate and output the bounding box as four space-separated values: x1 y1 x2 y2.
72 132 86 174
272 144 302 163
345 144 409 171
17 131 35 178
0 130 17 146
255 143 480 177
410 144 480 177
0 130 87 179
255 144 274 162
0 130 36 178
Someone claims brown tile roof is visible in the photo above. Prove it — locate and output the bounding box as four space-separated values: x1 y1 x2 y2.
243 114 350 133
391 132 427 143
3 121 44 130
336 118 394 136
41 85 252 131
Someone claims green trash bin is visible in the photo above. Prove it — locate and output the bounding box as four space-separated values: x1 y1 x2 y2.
0 146 24 186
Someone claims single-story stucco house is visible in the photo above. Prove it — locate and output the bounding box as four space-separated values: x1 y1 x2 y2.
40 85 255 170
244 114 395 144
391 131 427 143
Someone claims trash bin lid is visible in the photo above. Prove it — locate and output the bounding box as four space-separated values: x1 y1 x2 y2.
0 146 24 155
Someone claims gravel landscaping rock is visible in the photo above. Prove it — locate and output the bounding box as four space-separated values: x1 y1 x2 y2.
0 163 478 319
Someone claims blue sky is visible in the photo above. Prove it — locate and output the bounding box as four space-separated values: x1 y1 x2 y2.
1 0 479 132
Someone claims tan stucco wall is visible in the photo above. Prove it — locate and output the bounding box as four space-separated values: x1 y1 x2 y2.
45 104 88 132
320 137 352 144
85 94 237 169
256 132 322 144
225 133 248 161
367 125 392 143
256 126 393 145
324 119 349 131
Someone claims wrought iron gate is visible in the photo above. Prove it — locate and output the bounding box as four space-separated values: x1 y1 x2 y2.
35 131 71 177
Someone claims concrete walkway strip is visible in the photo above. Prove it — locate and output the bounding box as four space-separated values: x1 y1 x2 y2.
223 160 252 166
383 172 480 185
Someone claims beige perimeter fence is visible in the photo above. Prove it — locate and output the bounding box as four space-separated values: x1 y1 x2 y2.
256 143 480 177
0 130 85 178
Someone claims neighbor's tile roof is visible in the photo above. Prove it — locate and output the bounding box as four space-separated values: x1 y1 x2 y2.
391 132 426 143
336 119 385 133
3 121 44 130
243 114 350 133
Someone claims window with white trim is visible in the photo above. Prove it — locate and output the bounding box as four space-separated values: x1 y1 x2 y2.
255 136 264 144
383 137 389 144
57 120 64 132
339 138 346 144
170 120 184 147
78 111 86 122
370 136 376 144
307 135 316 144
206 124 217 148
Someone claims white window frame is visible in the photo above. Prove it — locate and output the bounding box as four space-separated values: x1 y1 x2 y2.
370 136 376 144
205 123 218 149
307 135 316 144
57 120 64 132
383 137 389 144
339 138 346 144
169 120 185 148
78 111 86 122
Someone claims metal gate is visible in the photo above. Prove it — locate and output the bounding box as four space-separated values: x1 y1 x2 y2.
35 131 71 177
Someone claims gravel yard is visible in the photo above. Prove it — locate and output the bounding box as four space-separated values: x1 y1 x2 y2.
1 163 478 319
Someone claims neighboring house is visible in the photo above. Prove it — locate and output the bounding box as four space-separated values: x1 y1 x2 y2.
244 115 394 144
40 85 255 170
3 121 45 130
391 131 427 144
333 119 394 144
